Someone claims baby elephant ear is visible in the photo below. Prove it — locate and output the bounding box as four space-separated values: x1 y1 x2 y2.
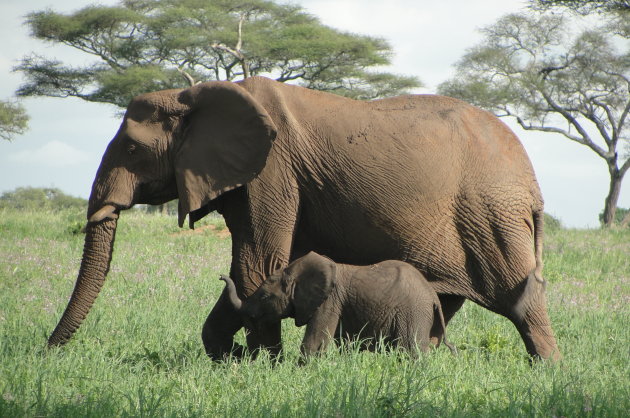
291 252 336 327
175 81 277 228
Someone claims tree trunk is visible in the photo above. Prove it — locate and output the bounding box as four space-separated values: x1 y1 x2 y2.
48 218 118 346
242 59 251 79
602 168 623 227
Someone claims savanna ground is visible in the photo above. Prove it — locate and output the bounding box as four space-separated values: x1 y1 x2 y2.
0 208 628 417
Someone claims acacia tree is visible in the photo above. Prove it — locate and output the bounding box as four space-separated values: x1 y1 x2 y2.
531 0 630 38
15 0 420 108
438 12 630 227
532 0 629 14
0 99 29 141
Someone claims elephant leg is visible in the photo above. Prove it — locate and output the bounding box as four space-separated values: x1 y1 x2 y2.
244 319 283 360
201 290 245 361
300 301 341 358
453 203 561 361
508 272 561 361
430 294 465 345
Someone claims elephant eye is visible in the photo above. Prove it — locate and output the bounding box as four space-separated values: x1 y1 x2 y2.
127 144 137 155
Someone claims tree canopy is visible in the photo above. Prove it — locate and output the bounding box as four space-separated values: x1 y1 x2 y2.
438 11 630 227
531 0 629 14
0 100 29 141
15 0 420 108
531 0 629 38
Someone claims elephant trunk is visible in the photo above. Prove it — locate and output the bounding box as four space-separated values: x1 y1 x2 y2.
219 275 244 312
48 217 118 346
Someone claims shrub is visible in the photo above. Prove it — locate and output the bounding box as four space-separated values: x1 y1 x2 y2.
0 187 86 211
599 207 630 228
544 212 562 231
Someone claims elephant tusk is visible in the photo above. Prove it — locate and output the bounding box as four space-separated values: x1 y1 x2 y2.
89 205 119 223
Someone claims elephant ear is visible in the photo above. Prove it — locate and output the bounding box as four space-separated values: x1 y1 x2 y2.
175 81 277 228
291 252 337 327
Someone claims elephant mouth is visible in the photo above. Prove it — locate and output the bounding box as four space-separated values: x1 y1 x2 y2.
135 179 178 206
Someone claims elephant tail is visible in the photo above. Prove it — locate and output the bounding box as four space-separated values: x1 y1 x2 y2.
532 208 545 284
434 303 457 355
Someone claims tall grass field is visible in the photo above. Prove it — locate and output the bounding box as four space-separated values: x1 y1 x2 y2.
1 208 628 417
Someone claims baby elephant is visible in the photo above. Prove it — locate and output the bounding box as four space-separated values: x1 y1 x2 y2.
220 251 456 358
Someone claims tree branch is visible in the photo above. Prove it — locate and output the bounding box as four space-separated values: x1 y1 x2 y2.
236 15 244 53
210 14 251 79
593 99 619 144
605 71 630 139
621 155 630 177
539 60 573 80
582 100 613 147
619 101 630 137
540 90 610 159
515 116 586 142
276 72 306 82
604 70 630 86
177 67 199 86
211 43 236 57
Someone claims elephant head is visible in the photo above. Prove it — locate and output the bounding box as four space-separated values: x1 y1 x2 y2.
220 252 336 327
47 82 277 347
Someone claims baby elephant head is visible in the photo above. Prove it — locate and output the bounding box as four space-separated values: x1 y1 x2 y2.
220 252 336 326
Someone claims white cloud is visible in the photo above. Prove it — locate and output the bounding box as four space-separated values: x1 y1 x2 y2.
8 140 92 167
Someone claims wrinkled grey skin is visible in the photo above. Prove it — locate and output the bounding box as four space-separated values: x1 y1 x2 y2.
221 252 457 358
47 76 559 361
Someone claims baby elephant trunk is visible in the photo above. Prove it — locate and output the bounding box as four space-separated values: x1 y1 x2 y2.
219 275 244 312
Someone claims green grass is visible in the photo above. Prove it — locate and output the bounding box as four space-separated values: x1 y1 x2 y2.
1 208 628 417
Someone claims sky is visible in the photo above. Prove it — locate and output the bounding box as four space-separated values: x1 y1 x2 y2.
0 0 627 228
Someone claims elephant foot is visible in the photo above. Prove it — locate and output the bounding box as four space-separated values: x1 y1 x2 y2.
201 322 246 361
202 287 247 361
201 320 282 362
245 320 283 361
205 342 247 362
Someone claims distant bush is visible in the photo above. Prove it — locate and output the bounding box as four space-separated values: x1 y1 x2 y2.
599 207 630 228
141 200 178 216
544 213 562 231
0 187 86 210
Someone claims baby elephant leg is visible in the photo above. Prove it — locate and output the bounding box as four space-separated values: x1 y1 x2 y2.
300 303 340 359
408 301 458 356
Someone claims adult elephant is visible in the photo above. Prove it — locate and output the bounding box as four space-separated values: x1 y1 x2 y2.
47 76 560 360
